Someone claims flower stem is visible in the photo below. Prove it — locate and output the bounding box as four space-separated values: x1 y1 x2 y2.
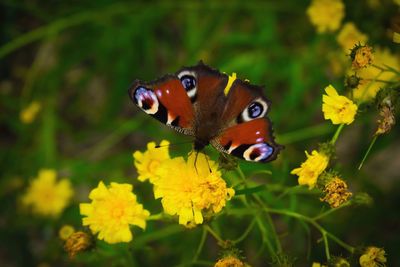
256 207 356 258
358 135 378 170
330 124 345 145
147 213 163 221
204 225 225 245
193 227 207 261
313 201 351 221
232 219 256 244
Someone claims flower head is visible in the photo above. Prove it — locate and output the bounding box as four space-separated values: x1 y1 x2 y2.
214 255 246 267
393 31 400 43
330 257 350 267
291 150 329 189
80 181 150 244
59 225 75 241
21 169 73 217
322 85 358 125
337 22 368 52
376 105 395 135
133 140 170 183
351 45 374 69
64 231 92 258
353 48 400 101
320 177 352 208
20 101 41 124
359 246 387 267
307 0 345 33
153 153 234 227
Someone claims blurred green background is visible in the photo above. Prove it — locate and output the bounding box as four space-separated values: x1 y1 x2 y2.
1 0 399 266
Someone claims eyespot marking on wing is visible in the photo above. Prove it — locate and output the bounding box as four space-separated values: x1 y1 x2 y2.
177 70 197 100
134 87 159 115
238 97 268 123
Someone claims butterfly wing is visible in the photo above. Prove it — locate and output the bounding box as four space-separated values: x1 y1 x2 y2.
211 79 282 162
128 74 195 135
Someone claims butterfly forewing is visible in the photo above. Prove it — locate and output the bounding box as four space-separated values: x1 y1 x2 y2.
129 75 195 135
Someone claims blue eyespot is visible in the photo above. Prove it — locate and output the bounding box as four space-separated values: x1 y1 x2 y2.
180 75 196 91
134 87 148 103
248 102 263 118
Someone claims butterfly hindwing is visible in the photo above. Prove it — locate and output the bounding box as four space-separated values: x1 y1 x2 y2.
212 118 281 162
212 79 282 162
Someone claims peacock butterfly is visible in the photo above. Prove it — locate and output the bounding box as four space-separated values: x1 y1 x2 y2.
128 62 282 162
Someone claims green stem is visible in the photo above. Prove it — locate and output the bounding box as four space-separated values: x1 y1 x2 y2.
258 208 355 257
255 216 278 260
236 166 282 254
253 195 282 253
265 209 355 253
325 232 355 253
193 227 207 262
372 64 400 76
232 219 256 245
358 135 378 170
204 225 225 245
330 124 345 145
313 202 351 221
322 232 330 260
147 213 163 221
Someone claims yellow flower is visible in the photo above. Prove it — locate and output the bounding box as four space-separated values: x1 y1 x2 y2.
22 169 73 217
393 31 400 43
320 177 352 208
322 85 358 125
64 231 92 258
337 22 368 51
291 150 329 189
133 140 170 183
359 246 387 267
20 101 41 124
352 45 374 70
59 225 75 240
307 0 345 33
153 153 234 227
353 48 400 101
312 263 327 267
331 257 350 267
80 181 150 244
215 255 245 267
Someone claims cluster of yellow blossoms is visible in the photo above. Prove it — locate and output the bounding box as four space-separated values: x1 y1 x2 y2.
21 169 73 217
291 85 356 189
359 246 387 267
134 141 235 227
77 140 234 244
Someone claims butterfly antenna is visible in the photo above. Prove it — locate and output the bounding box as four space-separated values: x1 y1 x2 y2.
194 151 199 174
205 155 212 173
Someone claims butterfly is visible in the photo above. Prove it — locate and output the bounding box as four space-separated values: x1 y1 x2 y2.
128 62 282 163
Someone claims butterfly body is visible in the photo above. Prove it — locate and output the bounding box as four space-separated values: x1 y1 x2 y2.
129 62 282 162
